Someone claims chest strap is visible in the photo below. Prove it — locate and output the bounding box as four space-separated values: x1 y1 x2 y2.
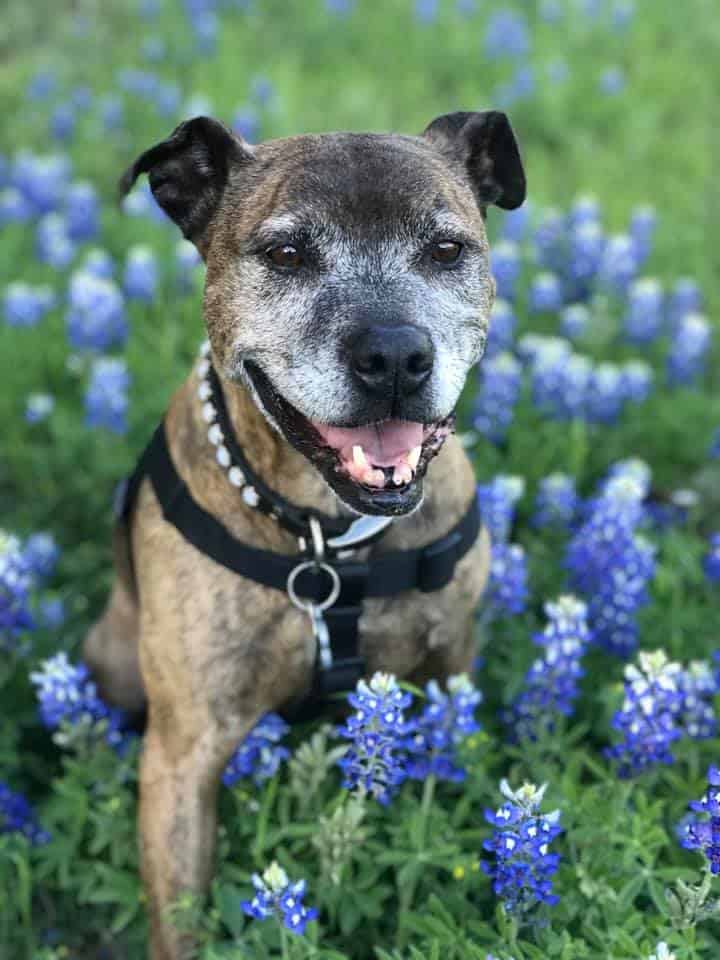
117 420 481 718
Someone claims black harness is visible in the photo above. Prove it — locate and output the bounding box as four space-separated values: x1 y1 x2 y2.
117 367 481 719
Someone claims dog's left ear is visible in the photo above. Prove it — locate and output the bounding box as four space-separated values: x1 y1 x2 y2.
422 110 526 211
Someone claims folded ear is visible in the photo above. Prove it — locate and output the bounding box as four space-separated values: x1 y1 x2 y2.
422 110 526 211
118 116 254 253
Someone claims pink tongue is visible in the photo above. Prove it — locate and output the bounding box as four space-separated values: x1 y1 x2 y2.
312 419 424 467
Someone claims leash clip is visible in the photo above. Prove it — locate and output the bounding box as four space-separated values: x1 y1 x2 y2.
287 517 340 670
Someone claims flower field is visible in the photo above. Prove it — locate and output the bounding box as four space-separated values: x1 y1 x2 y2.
1 1 719 958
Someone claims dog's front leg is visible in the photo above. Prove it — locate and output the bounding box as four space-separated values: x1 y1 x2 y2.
139 714 255 960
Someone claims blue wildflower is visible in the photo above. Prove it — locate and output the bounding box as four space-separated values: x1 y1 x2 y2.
621 360 654 404
678 661 717 741
124 245 159 303
495 65 535 107
36 213 75 269
0 783 50 845
473 352 523 444
681 766 720 874
3 283 54 327
477 475 525 545
560 303 590 339
485 299 516 357
250 75 275 106
12 151 71 216
527 339 591 421
154 82 182 119
37 597 66 629
99 95 124 133
222 713 290 787
232 107 260 142
567 221 605 296
599 65 626 95
65 181 100 243
491 241 521 301
484 9 530 59
415 0 438 23
404 674 482 782
605 650 683 776
528 272 563 313
23 533 59 581
586 363 626 424
667 277 702 331
66 270 127 352
337 672 412 804
532 474 578 530
84 357 130 434
175 239 203 291
709 428 720 459
533 208 565 272
482 780 562 914
546 58 570 85
27 69 57 100
501 203 531 243
629 205 656 262
568 195 601 229
505 596 591 742
599 233 638 293
484 542 528 619
242 861 318 935
704 534 720 583
82 247 115 279
122 180 167 223
141 35 167 62
667 313 711 385
0 187 32 224
25 393 55 424
0 532 34 650
623 278 663 344
50 103 76 143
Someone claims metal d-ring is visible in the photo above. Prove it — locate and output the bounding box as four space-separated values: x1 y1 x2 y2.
286 560 341 614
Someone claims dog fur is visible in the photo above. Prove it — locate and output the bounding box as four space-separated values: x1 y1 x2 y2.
84 111 524 959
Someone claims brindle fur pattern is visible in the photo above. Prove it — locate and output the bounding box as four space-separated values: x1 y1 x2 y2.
84 111 524 959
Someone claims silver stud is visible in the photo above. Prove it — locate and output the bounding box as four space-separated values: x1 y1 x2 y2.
201 401 216 423
207 423 223 446
200 340 211 357
228 466 245 487
216 444 231 468
242 486 259 507
197 358 210 378
197 380 212 401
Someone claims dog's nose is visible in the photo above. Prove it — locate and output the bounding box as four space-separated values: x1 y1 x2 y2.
350 325 434 397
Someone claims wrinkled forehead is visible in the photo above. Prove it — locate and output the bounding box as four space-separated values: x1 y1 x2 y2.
242 133 485 244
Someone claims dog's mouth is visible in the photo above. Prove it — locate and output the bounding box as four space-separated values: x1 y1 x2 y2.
244 362 454 516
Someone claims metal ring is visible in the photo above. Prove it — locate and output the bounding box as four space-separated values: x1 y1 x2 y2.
309 516 325 561
286 561 341 614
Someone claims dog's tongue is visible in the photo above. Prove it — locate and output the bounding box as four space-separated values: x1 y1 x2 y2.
312 419 425 488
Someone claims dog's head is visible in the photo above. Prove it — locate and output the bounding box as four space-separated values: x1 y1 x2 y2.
120 112 525 516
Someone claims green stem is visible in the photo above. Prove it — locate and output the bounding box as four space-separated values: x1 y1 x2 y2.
280 921 291 960
397 775 437 947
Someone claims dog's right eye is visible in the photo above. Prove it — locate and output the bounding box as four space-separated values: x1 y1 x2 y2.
266 244 304 270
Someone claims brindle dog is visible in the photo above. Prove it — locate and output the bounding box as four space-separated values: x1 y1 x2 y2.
84 111 525 960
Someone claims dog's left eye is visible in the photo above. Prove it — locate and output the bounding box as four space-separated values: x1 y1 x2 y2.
430 240 463 265
266 244 304 270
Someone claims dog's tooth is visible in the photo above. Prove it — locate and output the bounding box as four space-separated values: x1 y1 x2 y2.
369 468 386 488
207 423 223 446
407 446 422 471
216 444 231 468
353 444 368 468
228 466 245 487
393 463 413 486
242 485 260 507
197 381 212 401
201 401 216 423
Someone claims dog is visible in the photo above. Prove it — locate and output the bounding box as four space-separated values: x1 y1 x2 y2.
83 110 525 960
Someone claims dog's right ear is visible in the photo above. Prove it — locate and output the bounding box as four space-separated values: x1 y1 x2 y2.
118 116 254 255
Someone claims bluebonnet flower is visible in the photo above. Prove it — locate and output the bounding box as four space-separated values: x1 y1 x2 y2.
534 208 565 272
473 352 523 443
30 652 126 751
337 672 412 804
667 313 711 385
629 204 656 262
189 10 218 54
154 82 182 119
599 233 638 293
242 861 318 935
560 304 590 339
677 661 717 741
117 67 161 98
326 0 355 13
586 363 626 424
404 674 482 781
23 533 59 581
250 75 275 106
482 780 562 914
709 428 720 459
621 360 654 404
539 0 563 20
50 103 77 142
456 0 477 15
232 107 260 142
175 239 203 291
612 0 636 30
66 270 127 352
599 65 626 95
222 713 290 787
568 195 601 229
3 283 54 327
567 221 605 295
36 214 75 269
85 357 130 434
605 650 683 776
603 457 652 497
99 95 124 133
37 597 66 629
484 9 530 59
567 472 655 656
139 0 162 16
0 783 50 845
530 343 591 421
82 247 115 279
667 277 702 330
484 543 528 619
623 278 663 344
546 58 570 85
680 766 720 874
124 245 159 302
477 475 524 544
485 299 516 357
25 393 55 424
491 241 522 301
505 596 591 741
65 181 100 243
141 35 167 62
183 93 215 118
501 202 531 243
0 187 32 224
122 180 167 223
528 272 563 313
11 151 71 216
415 0 438 23
0 532 34 650
27 69 57 100
704 534 720 583
495 65 535 107
532 474 578 530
